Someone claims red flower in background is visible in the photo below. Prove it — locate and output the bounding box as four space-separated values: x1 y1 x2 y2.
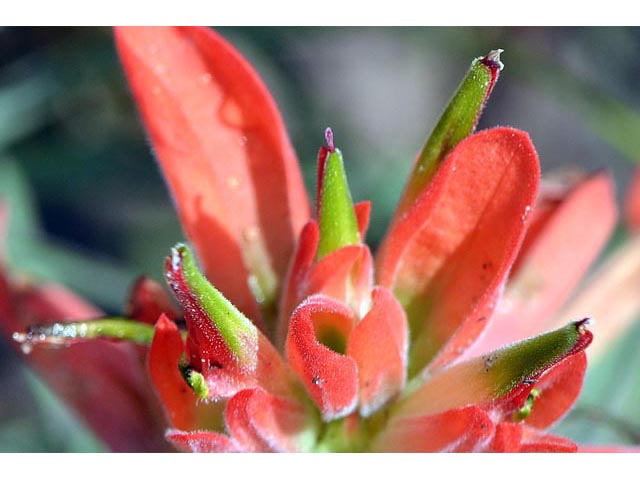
1 26 639 452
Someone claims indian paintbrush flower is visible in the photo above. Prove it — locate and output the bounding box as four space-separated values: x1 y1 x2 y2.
1 26 639 453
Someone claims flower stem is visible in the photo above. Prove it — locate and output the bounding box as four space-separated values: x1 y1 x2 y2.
13 317 158 351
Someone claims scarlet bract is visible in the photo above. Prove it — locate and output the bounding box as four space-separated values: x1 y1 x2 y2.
1 26 639 453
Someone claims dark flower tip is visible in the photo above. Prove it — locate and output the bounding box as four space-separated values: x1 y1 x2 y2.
325 127 335 152
481 49 504 71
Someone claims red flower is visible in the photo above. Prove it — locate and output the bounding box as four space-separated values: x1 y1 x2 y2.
1 27 639 453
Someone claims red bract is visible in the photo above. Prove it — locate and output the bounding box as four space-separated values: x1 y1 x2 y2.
2 26 639 453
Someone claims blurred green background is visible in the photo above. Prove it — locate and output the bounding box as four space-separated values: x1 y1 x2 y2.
0 27 639 451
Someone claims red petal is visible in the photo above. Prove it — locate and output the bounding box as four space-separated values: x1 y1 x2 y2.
490 422 523 453
579 445 640 453
519 427 577 452
125 276 181 324
471 172 616 354
225 388 312 452
307 244 373 313
525 352 587 429
0 275 169 452
354 201 372 241
552 236 640 357
148 314 198 430
166 429 241 453
115 27 310 320
373 406 492 452
625 166 640 232
347 287 408 416
277 221 319 346
286 296 358 421
376 127 540 373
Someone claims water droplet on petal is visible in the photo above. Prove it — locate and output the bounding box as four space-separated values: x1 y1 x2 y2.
522 205 532 221
13 332 33 355
243 227 260 242
219 97 245 128
227 177 240 189
20 341 33 355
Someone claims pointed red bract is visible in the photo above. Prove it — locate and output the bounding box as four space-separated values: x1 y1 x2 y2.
354 201 371 241
519 427 577 452
376 127 540 373
225 388 311 452
307 245 372 313
115 27 310 321
166 429 241 453
286 296 359 421
470 173 616 354
525 352 587 429
490 422 523 452
553 235 640 357
373 406 492 452
149 314 198 430
126 276 181 324
277 221 319 345
347 287 408 416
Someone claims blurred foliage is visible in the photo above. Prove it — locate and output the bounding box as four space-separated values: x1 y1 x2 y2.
1 27 639 451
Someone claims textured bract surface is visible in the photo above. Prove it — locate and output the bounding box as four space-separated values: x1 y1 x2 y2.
2 27 639 453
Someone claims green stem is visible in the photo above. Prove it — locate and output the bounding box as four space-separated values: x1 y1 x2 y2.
13 317 159 350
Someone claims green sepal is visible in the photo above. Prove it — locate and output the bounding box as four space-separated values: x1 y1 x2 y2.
486 319 591 398
317 149 360 259
171 244 258 369
398 50 504 215
514 388 540 422
179 363 210 400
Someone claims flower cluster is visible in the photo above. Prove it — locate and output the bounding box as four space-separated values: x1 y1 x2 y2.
1 27 639 453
